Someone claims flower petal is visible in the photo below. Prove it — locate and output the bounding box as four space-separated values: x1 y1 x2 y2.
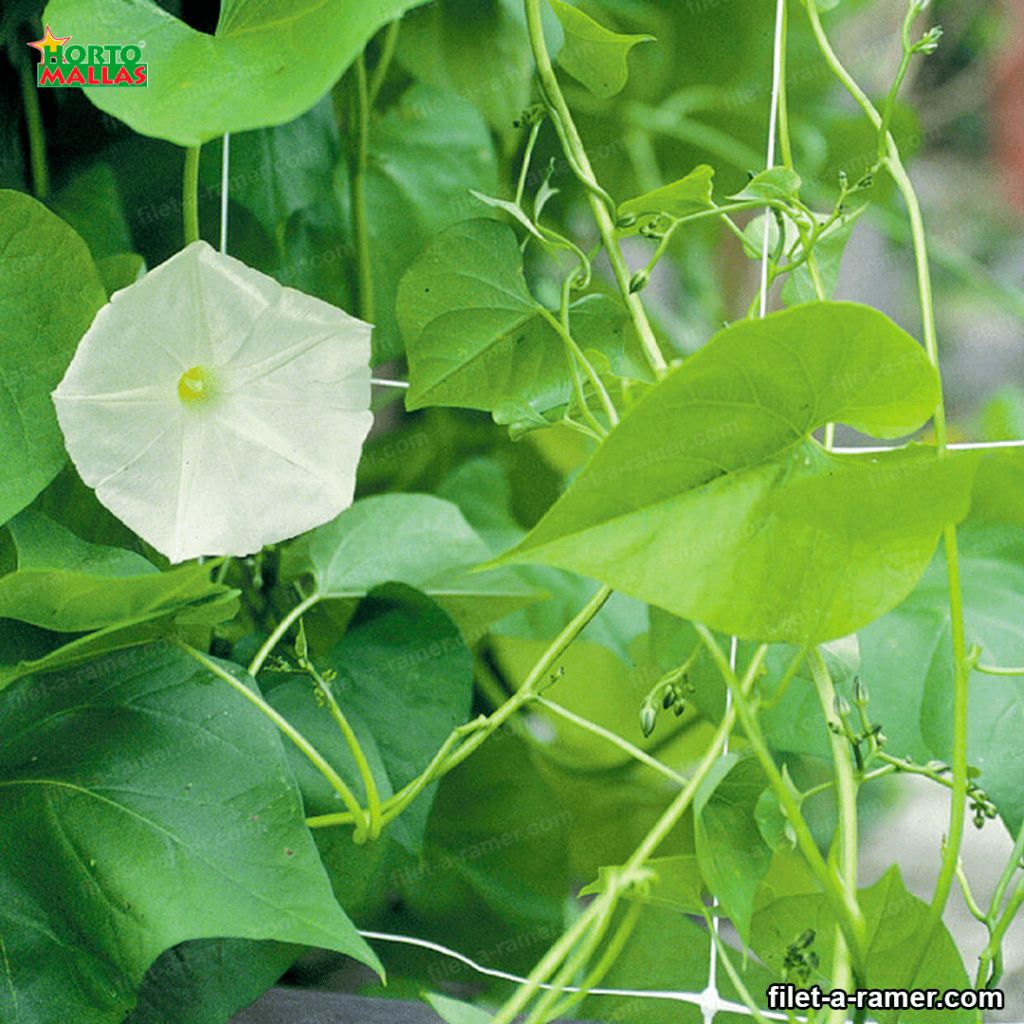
53 241 373 562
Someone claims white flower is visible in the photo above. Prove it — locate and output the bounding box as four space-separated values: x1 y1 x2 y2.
52 241 373 563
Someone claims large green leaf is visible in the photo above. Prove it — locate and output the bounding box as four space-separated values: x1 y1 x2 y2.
342 83 499 362
750 864 973 1023
398 218 641 432
694 753 772 943
549 0 653 99
0 190 106 526
261 583 474 853
858 524 1024 835
280 493 537 638
0 642 379 1024
490 301 979 644
0 512 229 631
42 0 433 145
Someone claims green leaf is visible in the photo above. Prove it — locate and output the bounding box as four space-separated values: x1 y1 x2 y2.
344 84 499 363
95 253 146 297
0 511 229 632
729 166 803 203
279 493 537 638
751 865 973 1023
858 524 1024 834
263 583 474 853
489 301 979 644
616 165 715 237
126 939 300 1024
398 219 640 431
549 0 654 99
0 190 106 525
0 642 380 1024
42 0 433 145
694 753 772 943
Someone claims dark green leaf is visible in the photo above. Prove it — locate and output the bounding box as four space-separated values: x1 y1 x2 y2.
47 163 132 261
42 0 434 145
0 642 380 1024
0 190 106 525
549 0 654 99
490 302 978 644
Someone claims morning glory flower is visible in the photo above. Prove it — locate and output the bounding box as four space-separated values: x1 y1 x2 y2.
52 241 373 563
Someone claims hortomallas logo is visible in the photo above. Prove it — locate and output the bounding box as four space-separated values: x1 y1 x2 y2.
28 25 147 87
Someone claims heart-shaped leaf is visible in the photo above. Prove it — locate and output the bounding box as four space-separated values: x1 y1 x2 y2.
489 301 979 644
549 0 653 99
42 0 433 145
398 218 642 432
0 642 379 1024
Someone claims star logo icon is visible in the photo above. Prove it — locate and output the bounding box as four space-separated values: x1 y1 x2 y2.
27 25 71 62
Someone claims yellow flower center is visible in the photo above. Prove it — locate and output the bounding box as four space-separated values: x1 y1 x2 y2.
177 366 215 405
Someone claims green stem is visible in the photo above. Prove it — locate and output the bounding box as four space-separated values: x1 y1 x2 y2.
516 118 545 208
13 43 48 198
978 874 1024 989
805 7 970 996
975 662 1024 676
367 19 400 109
523 0 667 378
183 145 201 245
695 624 867 965
809 649 861 1008
247 592 322 676
174 640 371 842
305 659 383 840
776 0 793 172
542 295 618 429
533 696 686 785
544 898 643 1021
877 1 924 163
351 54 374 322
309 585 614 832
